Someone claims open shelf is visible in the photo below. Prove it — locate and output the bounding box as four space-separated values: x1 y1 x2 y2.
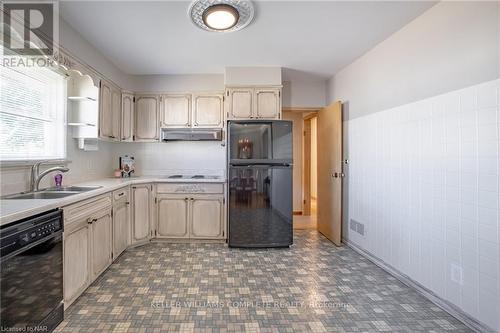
68 96 97 102
68 122 96 127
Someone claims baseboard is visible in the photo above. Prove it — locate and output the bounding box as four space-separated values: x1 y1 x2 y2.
343 238 496 333
293 211 303 215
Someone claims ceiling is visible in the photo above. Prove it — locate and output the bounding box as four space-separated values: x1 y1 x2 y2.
60 1 435 78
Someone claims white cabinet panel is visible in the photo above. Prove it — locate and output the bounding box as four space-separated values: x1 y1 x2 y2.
227 88 253 119
121 93 134 141
192 93 223 128
132 184 151 244
190 195 223 239
135 95 159 141
161 94 191 128
255 88 280 119
91 210 112 279
157 195 189 238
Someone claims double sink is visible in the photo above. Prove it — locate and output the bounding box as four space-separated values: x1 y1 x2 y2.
3 186 102 200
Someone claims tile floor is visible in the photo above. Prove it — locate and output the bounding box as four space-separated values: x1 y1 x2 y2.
55 230 472 332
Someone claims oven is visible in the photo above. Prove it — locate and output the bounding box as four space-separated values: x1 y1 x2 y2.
0 209 64 332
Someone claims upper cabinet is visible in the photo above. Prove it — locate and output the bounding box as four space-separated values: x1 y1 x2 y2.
134 95 159 141
160 94 191 128
192 93 224 128
160 92 224 128
226 87 281 120
121 93 134 142
99 80 121 141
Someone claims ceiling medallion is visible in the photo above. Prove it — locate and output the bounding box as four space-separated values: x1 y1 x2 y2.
188 0 254 33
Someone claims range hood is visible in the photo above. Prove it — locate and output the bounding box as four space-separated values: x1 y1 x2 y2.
161 128 223 141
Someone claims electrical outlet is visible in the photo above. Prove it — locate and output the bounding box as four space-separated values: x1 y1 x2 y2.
450 264 463 285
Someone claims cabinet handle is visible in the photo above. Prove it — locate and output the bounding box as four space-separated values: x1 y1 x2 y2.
87 217 97 224
184 198 189 201
190 198 194 201
125 201 130 205
118 192 124 196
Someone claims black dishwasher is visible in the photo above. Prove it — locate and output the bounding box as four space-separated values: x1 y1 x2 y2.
0 209 64 332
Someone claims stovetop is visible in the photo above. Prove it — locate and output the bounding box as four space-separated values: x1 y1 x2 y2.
165 175 221 180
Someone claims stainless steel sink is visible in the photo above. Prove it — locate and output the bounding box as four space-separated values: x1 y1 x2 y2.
2 185 102 199
3 192 78 199
44 185 102 192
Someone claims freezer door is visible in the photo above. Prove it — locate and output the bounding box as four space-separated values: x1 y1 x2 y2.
228 121 292 163
228 165 293 247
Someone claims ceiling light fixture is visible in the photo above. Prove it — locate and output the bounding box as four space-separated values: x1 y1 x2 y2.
189 0 254 33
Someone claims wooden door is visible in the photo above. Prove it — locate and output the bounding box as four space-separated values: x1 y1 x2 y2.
156 195 189 238
121 93 134 141
91 209 112 279
317 101 343 246
63 219 90 307
99 81 113 139
192 93 224 128
254 88 281 119
132 185 151 243
113 200 129 258
135 95 159 141
161 94 191 128
111 88 121 140
190 195 223 239
227 88 253 119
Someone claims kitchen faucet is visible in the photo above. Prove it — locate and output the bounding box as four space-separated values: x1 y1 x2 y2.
30 161 70 192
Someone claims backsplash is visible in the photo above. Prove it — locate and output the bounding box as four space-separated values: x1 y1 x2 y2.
345 79 499 330
110 141 226 177
0 139 114 196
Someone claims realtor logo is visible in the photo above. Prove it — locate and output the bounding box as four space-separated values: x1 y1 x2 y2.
2 1 58 56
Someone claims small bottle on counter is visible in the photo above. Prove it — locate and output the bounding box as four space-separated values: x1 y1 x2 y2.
54 173 63 187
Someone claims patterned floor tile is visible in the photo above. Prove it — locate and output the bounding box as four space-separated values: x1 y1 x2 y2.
55 230 472 332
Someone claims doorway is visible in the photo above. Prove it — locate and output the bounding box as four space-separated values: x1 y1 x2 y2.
282 110 318 230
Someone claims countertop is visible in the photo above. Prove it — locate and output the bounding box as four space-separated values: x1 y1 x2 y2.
0 176 226 227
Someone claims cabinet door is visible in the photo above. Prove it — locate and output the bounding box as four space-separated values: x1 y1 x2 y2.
135 95 159 141
111 88 121 139
132 185 151 243
113 200 129 258
91 209 112 279
192 93 223 128
121 93 134 141
156 195 189 238
254 88 281 119
227 88 253 119
161 94 191 128
99 81 113 138
64 220 90 307
190 195 223 239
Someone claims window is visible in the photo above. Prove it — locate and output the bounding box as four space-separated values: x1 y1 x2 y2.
0 64 67 161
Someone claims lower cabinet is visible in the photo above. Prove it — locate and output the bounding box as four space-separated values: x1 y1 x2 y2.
190 195 223 239
157 195 189 238
63 195 112 308
112 187 130 257
155 189 225 240
131 184 152 245
90 208 113 280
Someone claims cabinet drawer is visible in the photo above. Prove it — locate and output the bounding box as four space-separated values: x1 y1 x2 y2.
64 194 112 224
156 183 223 194
113 186 130 202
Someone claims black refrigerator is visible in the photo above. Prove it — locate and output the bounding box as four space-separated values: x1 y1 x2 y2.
228 120 293 248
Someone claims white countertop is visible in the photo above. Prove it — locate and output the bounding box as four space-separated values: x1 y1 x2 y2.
0 176 225 227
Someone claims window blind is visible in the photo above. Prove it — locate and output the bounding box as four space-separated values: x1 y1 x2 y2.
0 63 67 161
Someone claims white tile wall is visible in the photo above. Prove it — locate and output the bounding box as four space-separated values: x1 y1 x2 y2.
346 79 499 331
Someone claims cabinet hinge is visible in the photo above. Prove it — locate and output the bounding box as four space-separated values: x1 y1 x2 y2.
227 112 229 118
111 252 113 259
304 131 306 136
133 97 135 103
223 230 225 237
155 230 157 236
132 135 135 141
226 90 229 97
223 197 225 204
111 210 113 218
155 197 157 204
278 90 281 98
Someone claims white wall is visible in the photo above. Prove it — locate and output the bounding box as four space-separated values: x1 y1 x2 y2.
327 1 500 120
327 2 500 331
132 74 224 92
283 69 326 109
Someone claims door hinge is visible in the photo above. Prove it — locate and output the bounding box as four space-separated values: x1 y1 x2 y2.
304 131 306 136
303 199 306 204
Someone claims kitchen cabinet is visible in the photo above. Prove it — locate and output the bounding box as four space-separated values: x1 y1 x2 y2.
156 194 189 238
135 95 159 141
121 93 134 141
161 92 224 128
99 80 121 141
131 184 152 244
155 183 225 240
160 94 191 128
190 195 223 239
226 86 281 120
192 93 224 128
63 218 90 308
63 194 112 308
112 187 130 258
90 208 113 280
